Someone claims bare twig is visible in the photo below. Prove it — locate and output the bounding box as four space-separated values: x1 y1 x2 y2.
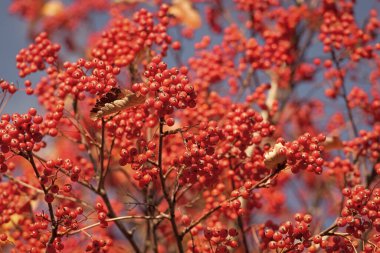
66 214 168 236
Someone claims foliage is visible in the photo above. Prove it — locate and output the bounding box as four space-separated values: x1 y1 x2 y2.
1 0 380 252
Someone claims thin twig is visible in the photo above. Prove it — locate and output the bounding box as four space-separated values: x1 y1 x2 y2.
331 50 359 137
24 152 58 250
157 117 184 253
3 174 93 209
66 214 168 235
180 165 285 238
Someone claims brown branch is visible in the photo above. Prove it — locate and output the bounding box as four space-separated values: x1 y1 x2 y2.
158 117 184 253
3 174 93 209
24 152 58 250
97 118 106 191
32 153 96 191
229 158 250 253
180 165 285 238
66 214 168 236
100 190 142 253
331 50 359 137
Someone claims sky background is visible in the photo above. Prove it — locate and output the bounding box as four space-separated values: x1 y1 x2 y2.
0 1 378 116
0 0 41 114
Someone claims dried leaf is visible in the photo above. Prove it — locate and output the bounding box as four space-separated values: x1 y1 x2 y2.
90 88 145 120
264 143 287 169
169 0 201 29
41 0 64 17
323 136 343 151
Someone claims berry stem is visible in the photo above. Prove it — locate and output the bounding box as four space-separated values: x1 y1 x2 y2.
25 152 58 251
157 117 184 253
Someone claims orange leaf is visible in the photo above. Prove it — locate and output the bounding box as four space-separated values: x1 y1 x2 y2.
41 0 64 17
169 0 201 29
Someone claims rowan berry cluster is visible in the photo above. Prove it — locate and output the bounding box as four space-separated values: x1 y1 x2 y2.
319 1 377 59
220 104 274 155
42 0 109 33
94 203 108 228
138 56 197 116
325 157 361 186
0 181 26 226
203 226 239 253
58 58 120 99
260 213 313 251
91 5 171 67
2 0 380 252
281 133 326 174
8 0 41 21
340 186 380 236
85 238 112 253
344 126 380 161
189 35 244 84
0 79 18 94
0 109 45 156
16 32 60 78
174 121 224 186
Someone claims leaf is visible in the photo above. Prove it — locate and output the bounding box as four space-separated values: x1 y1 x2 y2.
323 136 343 151
169 0 201 30
41 0 64 17
264 143 287 170
90 88 145 120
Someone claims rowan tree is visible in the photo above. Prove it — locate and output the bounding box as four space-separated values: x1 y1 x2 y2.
1 0 380 252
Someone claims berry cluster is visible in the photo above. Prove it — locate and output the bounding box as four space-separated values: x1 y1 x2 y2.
280 133 326 174
246 83 271 109
189 27 242 84
203 226 239 253
325 157 361 186
219 104 275 156
340 185 380 236
136 56 196 116
9 0 41 21
95 203 108 228
0 79 18 94
16 32 60 78
344 126 380 162
85 238 112 253
4 1 380 252
180 92 231 126
91 5 171 67
58 58 120 100
172 121 224 186
12 216 54 252
260 213 313 251
0 110 45 156
319 1 377 59
0 181 27 227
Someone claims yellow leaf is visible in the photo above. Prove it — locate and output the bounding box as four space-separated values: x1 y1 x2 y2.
169 0 201 29
41 0 64 17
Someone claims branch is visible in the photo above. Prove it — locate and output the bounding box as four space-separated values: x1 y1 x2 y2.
100 190 142 253
24 152 58 249
158 117 184 253
97 118 106 191
180 165 285 238
66 214 168 235
331 50 359 137
3 174 93 209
